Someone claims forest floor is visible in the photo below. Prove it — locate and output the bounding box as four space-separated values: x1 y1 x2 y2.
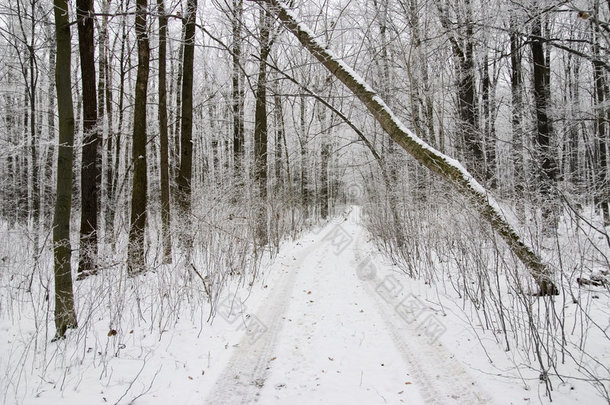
1 207 607 404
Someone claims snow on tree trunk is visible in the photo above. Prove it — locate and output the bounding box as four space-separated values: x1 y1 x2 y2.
251 0 558 296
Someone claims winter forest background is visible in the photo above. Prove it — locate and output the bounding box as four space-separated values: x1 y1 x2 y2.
0 0 609 403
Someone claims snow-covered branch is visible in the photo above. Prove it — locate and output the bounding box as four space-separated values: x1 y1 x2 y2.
250 0 558 295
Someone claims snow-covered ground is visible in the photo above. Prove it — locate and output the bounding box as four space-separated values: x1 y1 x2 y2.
1 207 607 404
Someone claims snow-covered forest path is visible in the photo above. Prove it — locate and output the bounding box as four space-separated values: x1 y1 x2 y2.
205 207 492 404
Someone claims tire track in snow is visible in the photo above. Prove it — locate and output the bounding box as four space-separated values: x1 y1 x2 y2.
207 209 492 404
352 225 492 405
205 237 326 404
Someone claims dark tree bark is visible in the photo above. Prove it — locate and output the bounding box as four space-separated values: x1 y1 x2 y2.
272 80 285 191
232 0 245 177
128 0 150 275
28 5 39 241
319 107 330 220
530 9 559 229
177 0 197 216
592 16 609 224
20 85 28 224
299 93 310 214
253 8 272 245
52 0 78 339
158 0 172 263
45 31 56 229
566 55 582 189
481 53 497 187
76 0 100 277
437 0 484 181
510 14 525 207
173 18 186 176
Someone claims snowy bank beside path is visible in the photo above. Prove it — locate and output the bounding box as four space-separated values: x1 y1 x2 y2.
1 208 604 404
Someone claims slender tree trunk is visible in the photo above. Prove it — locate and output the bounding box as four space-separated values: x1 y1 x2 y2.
255 0 558 295
460 0 482 178
374 0 393 156
373 0 407 246
510 14 525 215
26 1 40 245
29 47 39 240
299 93 310 214
592 15 609 224
52 0 78 339
21 84 29 225
232 0 245 178
76 0 99 277
436 0 483 181
177 0 197 216
209 99 220 178
566 54 581 191
319 108 330 220
4 76 15 223
158 0 172 263
173 20 185 176
108 2 130 245
530 9 559 230
481 53 497 187
45 33 56 229
98 0 115 240
253 8 272 245
273 80 285 192
127 0 150 275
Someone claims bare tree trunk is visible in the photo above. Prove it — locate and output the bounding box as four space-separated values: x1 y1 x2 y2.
158 0 172 263
13 0 41 238
108 1 130 245
592 12 609 224
21 84 29 224
28 6 39 244
315 97 331 220
173 19 185 176
52 0 78 339
98 0 115 241
510 13 525 213
127 0 150 275
177 0 197 216
253 8 272 246
374 0 404 246
254 0 558 295
436 0 483 181
299 93 310 215
232 0 245 178
481 52 497 187
530 8 559 231
45 31 56 229
273 79 285 192
76 0 100 277
3 70 16 223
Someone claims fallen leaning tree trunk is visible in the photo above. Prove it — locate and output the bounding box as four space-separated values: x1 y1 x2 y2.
251 0 558 296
